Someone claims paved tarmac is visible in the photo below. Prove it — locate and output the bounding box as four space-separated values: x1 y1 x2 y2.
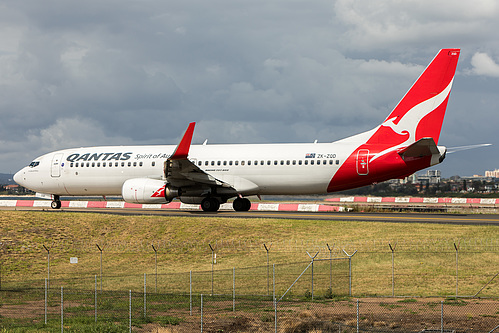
4 206 499 225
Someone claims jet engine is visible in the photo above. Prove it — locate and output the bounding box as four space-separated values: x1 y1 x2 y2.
121 178 180 204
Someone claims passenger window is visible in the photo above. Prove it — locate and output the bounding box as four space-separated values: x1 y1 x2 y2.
274 161 278 165
311 160 314 165
241 161 245 166
336 160 339 165
97 163 100 167
217 161 221 166
87 162 90 167
70 162 74 167
305 160 308 165
286 160 290 165
223 161 227 166
261 161 264 165
292 160 296 165
267 161 271 165
75 162 79 167
128 162 131 167
329 160 333 165
198 161 202 166
121 162 125 167
229 161 233 166
211 161 215 166
298 160 302 165
280 160 284 165
152 161 155 167
133 162 137 167
139 162 143 167
235 161 239 166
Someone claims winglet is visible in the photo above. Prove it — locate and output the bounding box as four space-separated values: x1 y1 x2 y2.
170 122 195 160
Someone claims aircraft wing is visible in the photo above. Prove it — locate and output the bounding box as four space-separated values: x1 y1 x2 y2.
165 123 233 189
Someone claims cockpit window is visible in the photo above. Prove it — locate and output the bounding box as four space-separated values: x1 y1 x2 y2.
29 161 40 168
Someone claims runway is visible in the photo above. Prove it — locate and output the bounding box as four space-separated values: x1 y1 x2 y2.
5 205 499 225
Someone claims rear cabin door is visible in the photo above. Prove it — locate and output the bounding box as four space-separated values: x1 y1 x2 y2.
356 149 369 176
51 153 64 177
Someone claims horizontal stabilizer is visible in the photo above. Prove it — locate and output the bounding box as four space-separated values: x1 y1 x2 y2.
447 143 492 154
398 137 439 159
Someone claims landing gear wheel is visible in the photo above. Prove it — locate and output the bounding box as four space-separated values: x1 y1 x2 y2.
233 197 251 211
201 197 220 212
51 200 61 209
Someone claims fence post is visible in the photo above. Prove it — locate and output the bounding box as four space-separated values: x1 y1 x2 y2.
152 244 158 293
43 245 50 290
61 286 64 333
264 243 272 296
356 299 359 333
327 243 334 291
389 243 396 297
209 244 215 296
306 251 319 300
45 278 48 325
0 242 3 291
441 300 444 333
144 273 147 319
129 290 132 333
273 264 276 333
189 270 192 316
232 267 235 312
342 249 358 297
201 294 204 333
96 244 103 292
454 242 459 298
94 275 97 323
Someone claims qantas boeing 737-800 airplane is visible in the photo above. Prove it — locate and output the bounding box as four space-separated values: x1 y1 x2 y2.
14 49 460 212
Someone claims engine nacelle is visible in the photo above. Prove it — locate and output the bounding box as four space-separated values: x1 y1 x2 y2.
122 178 180 204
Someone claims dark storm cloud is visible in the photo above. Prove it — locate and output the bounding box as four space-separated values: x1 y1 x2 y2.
1 0 498 176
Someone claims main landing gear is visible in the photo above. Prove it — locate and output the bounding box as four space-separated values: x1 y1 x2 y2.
201 197 220 212
232 197 251 212
200 197 251 212
51 195 61 209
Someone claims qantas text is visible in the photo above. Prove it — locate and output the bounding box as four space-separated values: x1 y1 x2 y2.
66 152 133 162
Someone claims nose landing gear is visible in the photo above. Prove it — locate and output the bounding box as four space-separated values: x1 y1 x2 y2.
51 195 61 209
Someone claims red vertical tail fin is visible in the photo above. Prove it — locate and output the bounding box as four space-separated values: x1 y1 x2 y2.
372 49 460 146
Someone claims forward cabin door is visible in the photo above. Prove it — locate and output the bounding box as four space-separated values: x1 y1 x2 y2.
51 153 64 177
356 149 369 175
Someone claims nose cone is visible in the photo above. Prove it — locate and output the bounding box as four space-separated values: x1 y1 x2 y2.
13 169 25 186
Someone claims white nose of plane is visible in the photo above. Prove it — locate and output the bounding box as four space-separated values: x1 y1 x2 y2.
13 169 25 186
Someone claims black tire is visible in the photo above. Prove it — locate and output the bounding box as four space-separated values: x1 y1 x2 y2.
233 197 251 211
51 200 61 209
201 197 220 212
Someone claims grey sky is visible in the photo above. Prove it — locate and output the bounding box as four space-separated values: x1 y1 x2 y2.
1 0 498 177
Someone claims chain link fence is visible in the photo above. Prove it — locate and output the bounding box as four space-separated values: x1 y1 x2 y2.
1 239 499 331
2 281 499 332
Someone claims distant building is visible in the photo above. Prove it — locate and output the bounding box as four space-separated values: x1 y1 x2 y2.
417 170 441 184
485 169 499 178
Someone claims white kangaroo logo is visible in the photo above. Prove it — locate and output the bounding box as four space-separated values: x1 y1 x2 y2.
370 78 454 163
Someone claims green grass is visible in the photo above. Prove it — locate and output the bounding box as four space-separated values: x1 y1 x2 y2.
1 211 498 298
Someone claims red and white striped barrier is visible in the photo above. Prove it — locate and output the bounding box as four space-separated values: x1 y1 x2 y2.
325 197 499 205
0 200 343 212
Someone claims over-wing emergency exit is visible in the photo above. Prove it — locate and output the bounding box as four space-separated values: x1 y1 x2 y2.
14 49 460 211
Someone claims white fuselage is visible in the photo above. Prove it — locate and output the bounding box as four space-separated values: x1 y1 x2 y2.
14 142 356 197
